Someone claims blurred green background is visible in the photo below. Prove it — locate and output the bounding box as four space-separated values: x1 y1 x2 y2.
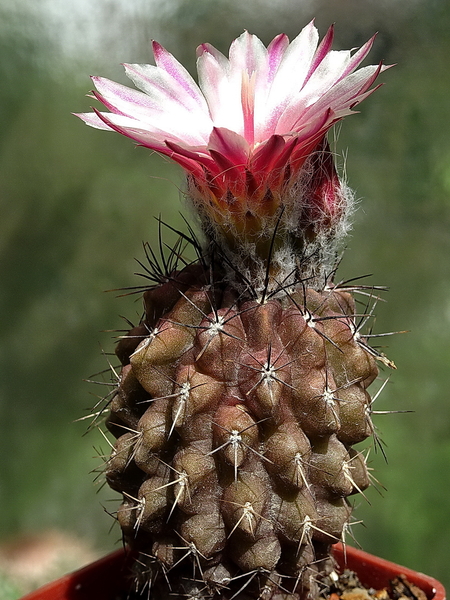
1 0 449 596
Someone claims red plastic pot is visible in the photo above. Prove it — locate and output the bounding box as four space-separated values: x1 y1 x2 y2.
19 544 446 600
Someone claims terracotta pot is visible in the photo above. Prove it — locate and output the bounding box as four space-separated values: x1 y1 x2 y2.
19 544 446 600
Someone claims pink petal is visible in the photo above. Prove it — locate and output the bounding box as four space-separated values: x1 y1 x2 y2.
301 137 344 226
196 42 226 61
301 48 353 98
89 107 174 147
343 83 384 114
164 140 218 173
287 109 334 171
269 135 299 172
264 136 300 191
250 134 286 172
78 109 182 145
75 110 117 131
266 34 290 82
241 70 256 145
87 109 209 181
151 41 208 110
164 153 208 179
354 62 389 96
208 149 246 197
289 133 328 172
248 134 286 189
303 24 334 86
336 34 377 82
208 127 250 165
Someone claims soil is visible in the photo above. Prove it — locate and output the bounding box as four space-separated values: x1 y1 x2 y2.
117 570 428 600
320 569 428 600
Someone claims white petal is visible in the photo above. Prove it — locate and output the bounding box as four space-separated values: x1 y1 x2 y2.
123 63 212 143
76 111 115 131
231 32 274 144
92 76 166 120
94 109 211 152
303 64 382 116
265 22 319 111
272 50 352 131
197 46 244 134
278 64 381 133
197 44 229 119
261 21 320 139
152 41 208 111
228 31 267 77
300 50 353 101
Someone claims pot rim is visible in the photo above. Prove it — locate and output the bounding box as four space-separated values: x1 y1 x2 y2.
18 544 446 600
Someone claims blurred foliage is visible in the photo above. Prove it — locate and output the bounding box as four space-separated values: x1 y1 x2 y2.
1 0 449 594
0 573 22 600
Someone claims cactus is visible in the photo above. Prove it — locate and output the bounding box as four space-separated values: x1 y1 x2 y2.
77 22 393 600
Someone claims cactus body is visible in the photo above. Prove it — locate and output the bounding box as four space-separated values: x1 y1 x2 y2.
105 261 381 599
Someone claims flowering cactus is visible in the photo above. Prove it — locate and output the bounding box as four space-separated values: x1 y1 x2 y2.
77 21 393 600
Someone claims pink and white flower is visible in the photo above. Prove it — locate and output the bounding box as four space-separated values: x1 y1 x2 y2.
76 22 387 241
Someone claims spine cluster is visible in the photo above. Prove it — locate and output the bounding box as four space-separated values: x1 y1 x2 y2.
103 263 385 600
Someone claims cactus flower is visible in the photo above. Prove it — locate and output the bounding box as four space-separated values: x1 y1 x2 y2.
77 22 387 286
